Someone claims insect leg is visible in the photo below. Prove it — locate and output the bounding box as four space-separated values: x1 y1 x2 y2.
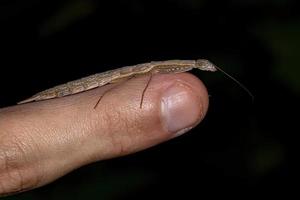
94 89 109 109
140 73 153 109
94 73 153 109
94 76 135 109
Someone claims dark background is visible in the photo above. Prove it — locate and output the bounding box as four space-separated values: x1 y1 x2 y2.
1 0 299 199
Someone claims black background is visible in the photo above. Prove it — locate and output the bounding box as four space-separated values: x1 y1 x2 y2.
1 0 299 199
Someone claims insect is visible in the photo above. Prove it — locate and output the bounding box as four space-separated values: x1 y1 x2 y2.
18 59 253 108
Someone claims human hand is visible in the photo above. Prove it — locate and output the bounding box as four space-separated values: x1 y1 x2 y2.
0 73 209 196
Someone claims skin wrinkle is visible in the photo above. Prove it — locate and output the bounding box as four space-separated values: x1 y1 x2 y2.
19 127 46 186
0 150 9 194
10 136 28 192
125 111 149 153
77 112 101 164
76 113 96 152
3 132 44 192
4 140 25 186
92 80 143 156
106 105 141 156
104 109 127 156
119 109 137 155
26 116 70 174
86 105 120 160
45 109 83 154
0 146 25 194
11 109 81 186
36 108 92 183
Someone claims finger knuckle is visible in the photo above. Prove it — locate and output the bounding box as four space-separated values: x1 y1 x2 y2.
0 134 42 195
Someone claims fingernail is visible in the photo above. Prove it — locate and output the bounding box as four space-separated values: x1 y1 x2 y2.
161 82 203 137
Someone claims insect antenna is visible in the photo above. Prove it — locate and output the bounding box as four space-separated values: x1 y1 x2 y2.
213 65 254 101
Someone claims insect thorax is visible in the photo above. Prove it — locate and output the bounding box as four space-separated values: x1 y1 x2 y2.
153 64 193 74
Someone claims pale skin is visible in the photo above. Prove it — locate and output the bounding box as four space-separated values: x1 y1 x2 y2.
0 71 209 196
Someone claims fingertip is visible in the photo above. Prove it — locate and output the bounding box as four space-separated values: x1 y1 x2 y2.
155 73 209 137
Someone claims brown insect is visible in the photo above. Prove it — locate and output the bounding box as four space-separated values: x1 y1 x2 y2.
18 59 253 108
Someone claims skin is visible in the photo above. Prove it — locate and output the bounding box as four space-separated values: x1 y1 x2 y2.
0 73 209 196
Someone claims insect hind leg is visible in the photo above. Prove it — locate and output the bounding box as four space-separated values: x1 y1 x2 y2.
94 73 153 109
140 73 153 109
94 76 135 109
